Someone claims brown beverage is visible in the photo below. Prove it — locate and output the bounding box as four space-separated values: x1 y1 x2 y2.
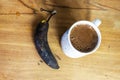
70 24 98 52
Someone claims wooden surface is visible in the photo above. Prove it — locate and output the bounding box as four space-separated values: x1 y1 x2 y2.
0 0 120 80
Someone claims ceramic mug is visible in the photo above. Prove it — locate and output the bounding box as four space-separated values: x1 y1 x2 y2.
61 19 102 58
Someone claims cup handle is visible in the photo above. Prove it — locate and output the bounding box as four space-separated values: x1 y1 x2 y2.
92 19 102 27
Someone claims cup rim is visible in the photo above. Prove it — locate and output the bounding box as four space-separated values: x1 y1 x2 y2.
68 20 101 54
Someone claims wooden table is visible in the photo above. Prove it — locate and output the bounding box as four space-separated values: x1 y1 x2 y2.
0 0 120 80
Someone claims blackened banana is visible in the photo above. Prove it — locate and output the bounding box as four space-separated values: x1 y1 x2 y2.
34 8 59 69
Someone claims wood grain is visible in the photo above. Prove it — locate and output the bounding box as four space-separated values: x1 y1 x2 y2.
0 0 120 80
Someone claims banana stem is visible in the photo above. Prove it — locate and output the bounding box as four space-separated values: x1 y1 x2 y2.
40 8 57 22
46 10 56 22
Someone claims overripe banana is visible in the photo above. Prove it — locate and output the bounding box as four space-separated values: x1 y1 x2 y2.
34 8 59 69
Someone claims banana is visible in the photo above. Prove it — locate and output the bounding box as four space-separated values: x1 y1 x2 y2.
34 8 59 69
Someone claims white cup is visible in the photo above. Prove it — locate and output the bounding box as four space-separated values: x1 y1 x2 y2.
61 19 102 58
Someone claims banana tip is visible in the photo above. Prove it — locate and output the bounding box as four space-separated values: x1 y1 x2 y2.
51 64 60 69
